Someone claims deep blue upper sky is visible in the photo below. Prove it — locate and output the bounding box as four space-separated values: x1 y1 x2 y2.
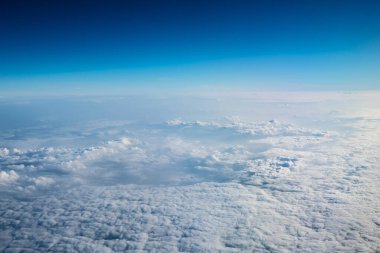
1 0 379 93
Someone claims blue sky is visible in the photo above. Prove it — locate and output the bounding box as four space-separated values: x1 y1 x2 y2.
0 0 379 94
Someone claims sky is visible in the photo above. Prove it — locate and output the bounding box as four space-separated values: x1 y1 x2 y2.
0 0 380 94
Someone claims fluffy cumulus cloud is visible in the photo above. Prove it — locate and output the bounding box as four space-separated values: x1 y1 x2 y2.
0 170 18 184
0 92 380 252
167 117 328 137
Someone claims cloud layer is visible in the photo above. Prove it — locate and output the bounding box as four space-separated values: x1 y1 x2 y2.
0 92 380 252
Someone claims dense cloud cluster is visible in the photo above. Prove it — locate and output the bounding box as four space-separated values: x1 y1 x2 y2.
167 118 328 137
0 93 380 252
0 119 328 190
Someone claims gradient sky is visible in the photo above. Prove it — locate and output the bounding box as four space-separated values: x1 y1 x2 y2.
1 0 379 94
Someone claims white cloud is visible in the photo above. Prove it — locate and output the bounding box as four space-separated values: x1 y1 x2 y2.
32 176 55 187
0 147 9 157
0 170 19 184
0 92 380 252
166 117 329 138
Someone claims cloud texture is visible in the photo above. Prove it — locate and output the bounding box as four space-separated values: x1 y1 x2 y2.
0 92 379 252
